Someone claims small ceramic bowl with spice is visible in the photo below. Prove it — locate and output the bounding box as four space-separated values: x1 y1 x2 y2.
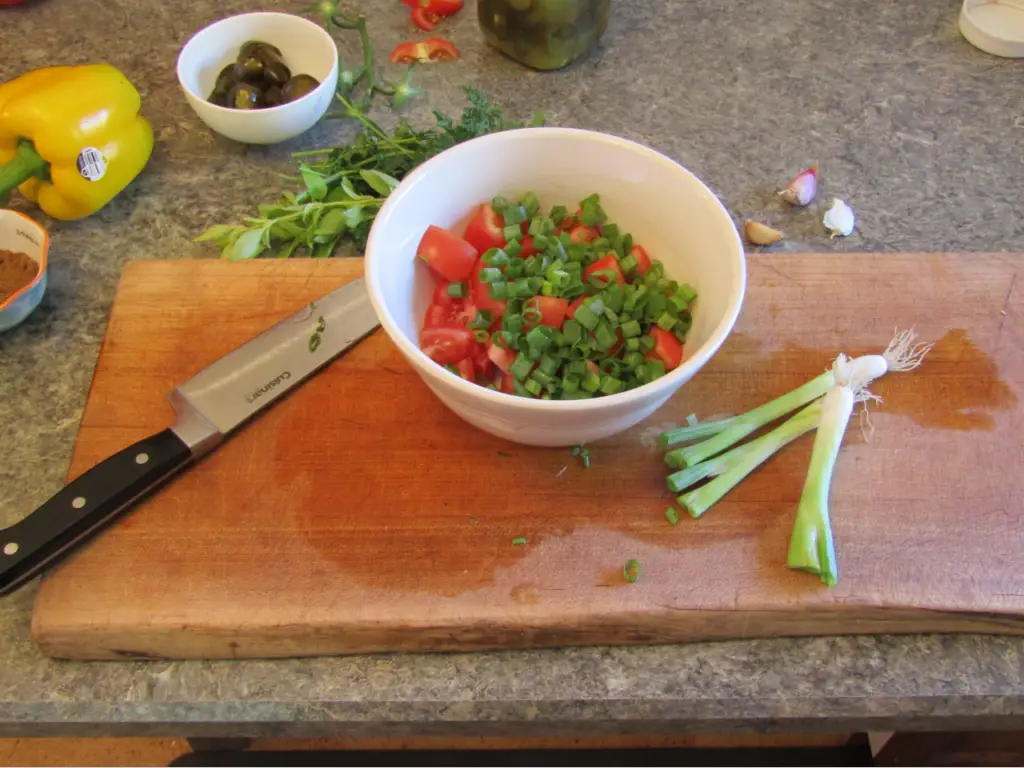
176 11 340 145
0 209 48 332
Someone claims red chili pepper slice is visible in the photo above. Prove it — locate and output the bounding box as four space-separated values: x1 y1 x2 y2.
402 0 464 16
411 6 440 31
390 37 462 64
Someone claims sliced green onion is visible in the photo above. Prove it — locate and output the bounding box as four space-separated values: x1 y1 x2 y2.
620 319 642 338
602 284 624 312
504 239 523 259
639 334 656 353
562 319 583 345
519 191 540 218
512 380 532 398
619 253 638 275
482 248 509 268
677 283 698 302
656 311 677 331
512 536 527 546
573 303 600 331
603 307 620 328
593 320 618 350
623 558 640 583
504 224 523 242
561 375 579 393
601 223 619 240
503 313 524 334
539 355 560 376
581 370 601 393
623 351 644 370
478 267 503 284
473 329 489 343
599 374 623 395
524 377 543 396
509 353 534 380
502 205 526 225
447 281 468 298
525 326 553 351
625 337 640 352
489 281 508 300
505 257 525 277
491 195 509 212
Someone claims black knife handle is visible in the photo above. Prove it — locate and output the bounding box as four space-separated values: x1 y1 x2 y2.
0 428 192 596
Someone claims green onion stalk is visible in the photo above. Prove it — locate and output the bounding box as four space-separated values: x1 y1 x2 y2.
676 400 822 517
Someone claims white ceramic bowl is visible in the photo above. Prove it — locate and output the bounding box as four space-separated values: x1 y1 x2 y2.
0 209 49 333
365 128 746 447
176 12 339 145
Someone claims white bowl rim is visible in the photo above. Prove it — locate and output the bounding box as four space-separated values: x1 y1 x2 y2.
365 126 747 413
175 11 338 116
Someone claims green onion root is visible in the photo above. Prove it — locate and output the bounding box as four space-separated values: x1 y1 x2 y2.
677 400 823 519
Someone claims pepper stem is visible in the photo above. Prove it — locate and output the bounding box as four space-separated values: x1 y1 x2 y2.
0 140 49 205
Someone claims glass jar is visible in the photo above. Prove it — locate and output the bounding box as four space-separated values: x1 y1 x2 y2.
478 0 612 71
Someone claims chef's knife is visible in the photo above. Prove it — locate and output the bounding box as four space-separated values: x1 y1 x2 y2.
0 276 380 597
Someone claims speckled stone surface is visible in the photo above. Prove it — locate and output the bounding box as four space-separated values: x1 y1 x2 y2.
2 0 1024 737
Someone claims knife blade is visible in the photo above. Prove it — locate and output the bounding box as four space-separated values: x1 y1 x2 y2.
0 276 380 597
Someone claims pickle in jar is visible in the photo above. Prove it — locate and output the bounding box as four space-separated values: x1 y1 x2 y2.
478 0 611 71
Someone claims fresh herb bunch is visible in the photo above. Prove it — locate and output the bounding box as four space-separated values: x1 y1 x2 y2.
197 88 544 261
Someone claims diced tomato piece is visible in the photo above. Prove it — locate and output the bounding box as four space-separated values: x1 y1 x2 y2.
470 342 491 372
424 304 449 328
524 296 569 329
469 257 507 320
455 356 475 381
487 343 517 374
631 244 652 277
583 253 625 286
499 373 517 394
648 327 684 371
432 280 458 309
411 6 440 31
519 235 540 259
569 225 599 244
463 203 507 256
417 225 477 282
420 326 474 365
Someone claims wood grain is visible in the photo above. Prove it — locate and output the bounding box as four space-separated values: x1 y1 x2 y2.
30 254 1024 660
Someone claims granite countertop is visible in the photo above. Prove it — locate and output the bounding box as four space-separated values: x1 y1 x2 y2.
2 0 1024 738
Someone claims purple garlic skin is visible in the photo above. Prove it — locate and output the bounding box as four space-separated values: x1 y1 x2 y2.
778 163 818 206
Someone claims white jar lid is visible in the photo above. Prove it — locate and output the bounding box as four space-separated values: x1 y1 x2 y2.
959 0 1024 57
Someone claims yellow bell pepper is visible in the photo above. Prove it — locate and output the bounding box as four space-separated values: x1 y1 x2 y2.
0 64 154 220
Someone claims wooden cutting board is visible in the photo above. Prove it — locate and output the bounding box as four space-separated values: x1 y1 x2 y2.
30 254 1024 660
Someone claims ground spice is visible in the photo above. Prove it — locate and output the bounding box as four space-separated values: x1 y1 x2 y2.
0 249 39 303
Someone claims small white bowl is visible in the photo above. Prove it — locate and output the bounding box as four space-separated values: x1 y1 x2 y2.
365 128 747 447
176 12 339 145
0 209 49 333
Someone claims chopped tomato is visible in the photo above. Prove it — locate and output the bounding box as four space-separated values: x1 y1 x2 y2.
487 343 517 374
463 203 506 255
583 253 625 286
648 327 684 370
499 373 517 394
524 296 569 329
432 280 458 309
420 326 473 366
417 225 477 282
390 36 461 64
519 235 540 258
470 342 491 372
423 304 449 328
455 356 475 381
451 300 479 327
469 257 507 319
631 244 652 277
569 225 599 244
411 6 440 31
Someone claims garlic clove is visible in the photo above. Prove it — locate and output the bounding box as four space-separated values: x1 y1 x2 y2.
823 198 855 238
778 162 818 206
744 220 785 246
